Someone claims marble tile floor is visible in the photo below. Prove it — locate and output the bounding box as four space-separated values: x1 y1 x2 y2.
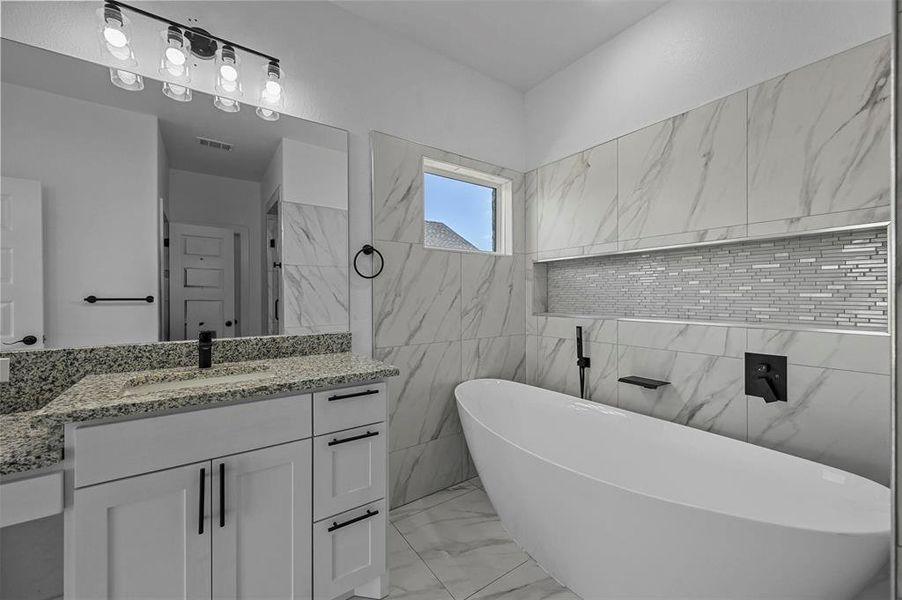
378 477 580 600
370 477 889 600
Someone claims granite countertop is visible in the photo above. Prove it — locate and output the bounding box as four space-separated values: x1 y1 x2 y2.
1 352 398 477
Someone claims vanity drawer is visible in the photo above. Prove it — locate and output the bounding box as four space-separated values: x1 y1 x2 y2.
313 383 385 435
73 393 312 488
313 422 386 520
313 499 386 600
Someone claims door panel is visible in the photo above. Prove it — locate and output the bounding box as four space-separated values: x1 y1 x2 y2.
0 177 43 348
70 461 212 600
213 440 313 600
170 223 236 340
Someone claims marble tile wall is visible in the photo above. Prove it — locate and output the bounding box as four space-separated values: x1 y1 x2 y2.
281 200 349 335
529 36 891 261
520 38 892 495
526 318 891 485
371 132 526 508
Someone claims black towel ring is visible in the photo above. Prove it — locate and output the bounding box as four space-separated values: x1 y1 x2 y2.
353 244 384 279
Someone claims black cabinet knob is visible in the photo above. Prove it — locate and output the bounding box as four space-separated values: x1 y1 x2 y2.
225 321 233 327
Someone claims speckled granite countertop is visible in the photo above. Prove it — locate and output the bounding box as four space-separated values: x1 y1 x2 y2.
1 352 398 477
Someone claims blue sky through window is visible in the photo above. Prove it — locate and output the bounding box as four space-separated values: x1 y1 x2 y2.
424 172 495 251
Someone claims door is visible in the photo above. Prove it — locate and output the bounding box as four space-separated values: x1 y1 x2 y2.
212 440 313 600
170 223 236 340
69 461 212 600
0 177 43 349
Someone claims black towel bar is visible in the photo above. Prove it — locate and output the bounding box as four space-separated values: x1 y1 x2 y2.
84 295 155 303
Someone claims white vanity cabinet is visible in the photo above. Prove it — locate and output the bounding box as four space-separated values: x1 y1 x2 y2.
65 382 389 600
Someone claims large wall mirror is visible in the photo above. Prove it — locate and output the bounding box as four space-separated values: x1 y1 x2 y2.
1 39 349 349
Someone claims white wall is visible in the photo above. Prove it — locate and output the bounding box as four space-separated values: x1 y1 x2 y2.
0 82 159 348
281 138 348 210
167 168 263 335
0 0 528 354
525 0 893 169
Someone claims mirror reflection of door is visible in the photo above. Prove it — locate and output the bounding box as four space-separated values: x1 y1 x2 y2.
0 177 43 349
169 223 237 340
265 190 281 335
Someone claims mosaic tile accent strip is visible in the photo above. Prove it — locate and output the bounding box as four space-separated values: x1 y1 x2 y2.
545 229 887 331
0 333 351 414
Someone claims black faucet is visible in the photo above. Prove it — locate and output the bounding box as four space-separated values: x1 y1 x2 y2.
198 330 214 369
576 326 591 399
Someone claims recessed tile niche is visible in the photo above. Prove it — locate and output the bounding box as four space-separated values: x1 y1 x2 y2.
538 228 887 331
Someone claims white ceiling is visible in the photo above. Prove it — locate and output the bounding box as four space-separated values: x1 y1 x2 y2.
334 0 667 91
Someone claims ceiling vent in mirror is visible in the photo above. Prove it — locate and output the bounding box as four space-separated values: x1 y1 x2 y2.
197 137 233 152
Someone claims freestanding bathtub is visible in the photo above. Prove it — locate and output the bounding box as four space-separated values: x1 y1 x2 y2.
456 379 889 600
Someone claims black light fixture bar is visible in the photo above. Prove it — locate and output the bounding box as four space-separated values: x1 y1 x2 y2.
106 0 280 63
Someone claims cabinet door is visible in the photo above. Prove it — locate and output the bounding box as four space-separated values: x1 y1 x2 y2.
212 440 313 600
70 461 212 600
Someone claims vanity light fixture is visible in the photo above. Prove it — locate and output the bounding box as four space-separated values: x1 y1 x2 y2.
97 2 136 66
159 26 191 83
162 82 192 102
97 1 286 117
109 68 144 91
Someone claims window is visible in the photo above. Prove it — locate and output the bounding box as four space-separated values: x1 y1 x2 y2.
423 158 512 254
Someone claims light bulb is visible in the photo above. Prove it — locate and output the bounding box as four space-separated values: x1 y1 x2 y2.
258 61 285 112
103 26 128 48
97 4 136 66
264 79 282 99
109 68 144 91
220 64 238 81
165 46 187 66
256 106 279 121
214 96 240 113
215 45 243 97
162 82 192 102
160 26 191 83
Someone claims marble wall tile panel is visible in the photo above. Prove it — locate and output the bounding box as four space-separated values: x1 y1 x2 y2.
748 37 891 223
374 242 461 348
461 255 526 339
618 92 747 240
537 141 618 254
377 341 463 452
748 365 890 484
281 203 348 267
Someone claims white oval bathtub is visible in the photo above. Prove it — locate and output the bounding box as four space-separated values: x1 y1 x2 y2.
456 379 889 600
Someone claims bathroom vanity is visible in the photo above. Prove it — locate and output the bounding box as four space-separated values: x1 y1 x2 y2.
0 350 399 600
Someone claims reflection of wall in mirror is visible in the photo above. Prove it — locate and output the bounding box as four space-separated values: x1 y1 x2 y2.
1 82 159 348
263 138 350 336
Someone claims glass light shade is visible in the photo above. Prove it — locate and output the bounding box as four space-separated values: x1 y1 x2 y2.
109 68 144 91
96 5 136 66
255 106 279 121
215 45 242 96
214 96 240 113
159 27 191 83
162 82 192 102
257 61 285 111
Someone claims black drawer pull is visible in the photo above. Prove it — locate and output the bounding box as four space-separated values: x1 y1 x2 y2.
327 509 379 532
328 389 379 402
328 430 379 446
219 463 225 528
198 467 206 535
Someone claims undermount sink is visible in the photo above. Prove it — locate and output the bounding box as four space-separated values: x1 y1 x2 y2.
122 364 275 396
